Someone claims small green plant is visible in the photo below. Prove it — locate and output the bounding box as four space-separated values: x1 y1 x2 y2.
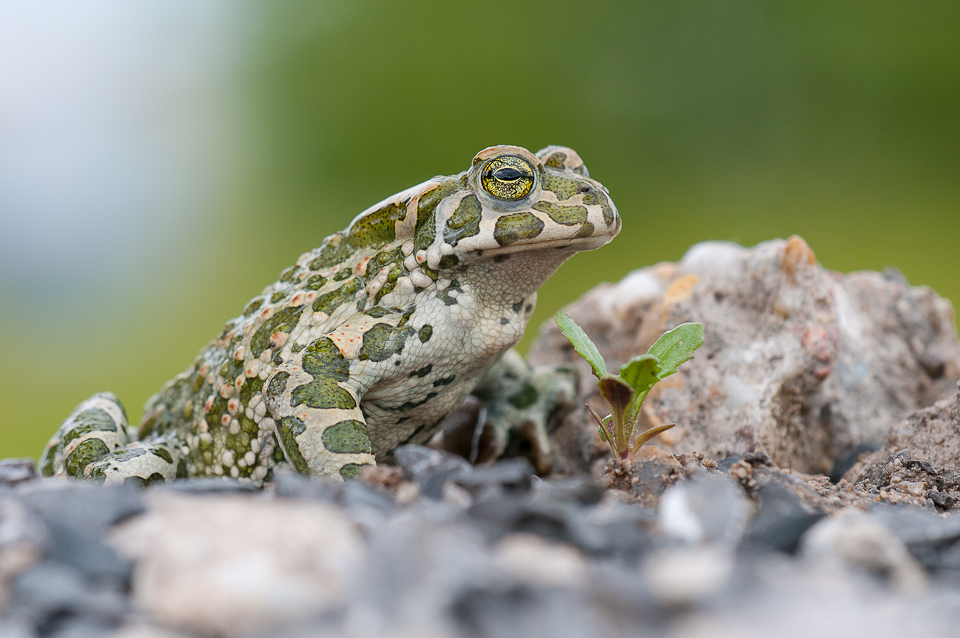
555 313 704 460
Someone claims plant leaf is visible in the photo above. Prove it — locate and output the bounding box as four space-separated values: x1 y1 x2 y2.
619 354 662 424
587 404 614 445
598 375 634 455
647 322 705 379
630 423 676 455
619 354 661 395
555 312 607 378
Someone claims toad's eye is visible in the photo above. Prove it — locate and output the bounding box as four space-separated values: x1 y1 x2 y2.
481 156 535 201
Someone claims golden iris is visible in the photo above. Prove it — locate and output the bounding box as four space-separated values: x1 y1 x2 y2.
481 156 535 201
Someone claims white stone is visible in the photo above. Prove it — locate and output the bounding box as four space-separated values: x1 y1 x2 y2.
110 493 364 637
494 533 587 588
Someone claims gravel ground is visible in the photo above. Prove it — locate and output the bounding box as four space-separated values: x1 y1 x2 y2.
4 447 960 638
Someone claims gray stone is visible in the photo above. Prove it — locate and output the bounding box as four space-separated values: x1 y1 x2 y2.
658 474 748 547
12 483 138 584
450 585 606 638
453 458 535 494
0 618 35 638
12 561 85 617
51 620 122 638
800 508 928 593
17 482 143 532
394 445 471 500
745 479 823 553
156 478 258 495
271 470 344 503
0 460 37 487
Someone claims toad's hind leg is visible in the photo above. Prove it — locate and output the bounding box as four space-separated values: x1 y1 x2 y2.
38 392 184 486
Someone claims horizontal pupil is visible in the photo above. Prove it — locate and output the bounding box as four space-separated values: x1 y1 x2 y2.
493 167 524 181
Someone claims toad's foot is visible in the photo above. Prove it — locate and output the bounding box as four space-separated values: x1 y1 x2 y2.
39 393 185 485
438 349 578 474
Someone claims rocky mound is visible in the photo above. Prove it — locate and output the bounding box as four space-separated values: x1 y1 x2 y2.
529 235 960 476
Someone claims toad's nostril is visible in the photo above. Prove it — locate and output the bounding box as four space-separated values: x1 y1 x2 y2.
577 185 591 194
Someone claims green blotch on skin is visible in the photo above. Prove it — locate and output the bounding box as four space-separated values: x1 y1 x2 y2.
251 306 305 358
339 463 368 480
279 267 297 283
508 384 540 409
40 453 55 478
444 194 481 246
312 279 362 316
204 394 229 433
439 254 459 269
124 472 166 488
583 189 615 226
363 247 403 283
433 374 456 387
276 416 309 474
152 447 174 464
110 447 148 463
310 233 353 270
291 338 357 409
265 371 290 403
270 291 285 303
334 269 352 281
322 420 373 454
542 173 579 201
347 200 406 247
244 298 264 316
177 459 188 478
305 274 328 290
365 306 391 318
140 414 161 439
418 325 433 343
240 376 265 406
576 222 595 238
494 212 545 247
63 408 118 447
437 283 462 306
64 439 111 478
415 179 461 253
533 201 587 226
543 152 566 169
358 322 414 362
411 364 432 378
373 264 403 304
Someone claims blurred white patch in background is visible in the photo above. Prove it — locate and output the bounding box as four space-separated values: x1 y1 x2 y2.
0 1 247 315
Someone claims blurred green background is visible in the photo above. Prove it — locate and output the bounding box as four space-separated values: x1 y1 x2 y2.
1 1 958 458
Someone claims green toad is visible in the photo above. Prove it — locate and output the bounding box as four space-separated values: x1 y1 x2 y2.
39 145 620 485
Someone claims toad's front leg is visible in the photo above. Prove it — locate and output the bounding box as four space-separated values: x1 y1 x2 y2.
263 334 375 481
